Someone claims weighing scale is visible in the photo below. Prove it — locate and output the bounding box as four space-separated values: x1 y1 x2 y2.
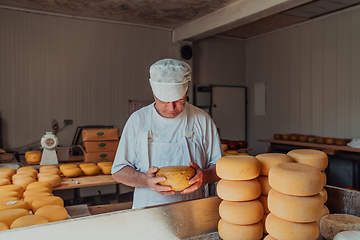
40 132 59 165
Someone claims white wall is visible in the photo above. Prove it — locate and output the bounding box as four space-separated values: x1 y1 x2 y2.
0 9 184 151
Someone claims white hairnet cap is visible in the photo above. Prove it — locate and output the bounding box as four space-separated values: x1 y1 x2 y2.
149 58 191 102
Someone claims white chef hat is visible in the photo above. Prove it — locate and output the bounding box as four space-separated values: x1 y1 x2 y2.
149 58 191 102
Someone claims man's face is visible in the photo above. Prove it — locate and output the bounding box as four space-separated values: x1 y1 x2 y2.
154 93 187 118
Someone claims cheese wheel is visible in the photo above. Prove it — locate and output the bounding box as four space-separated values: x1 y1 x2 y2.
37 172 59 179
319 188 328 203
219 200 264 225
257 175 271 195
320 214 360 240
39 165 59 172
62 167 82 178
268 163 324 196
322 171 327 186
0 197 19 205
0 222 9 231
12 172 37 181
258 194 269 214
81 165 100 176
23 187 52 198
0 200 30 211
216 155 260 180
39 168 60 176
25 151 42 163
0 168 15 180
255 153 294 176
222 144 229 151
334 231 360 240
287 149 328 170
24 192 53 208
266 213 319 240
0 185 24 198
10 215 49 229
25 150 41 159
0 179 10 186
218 218 263 240
12 177 37 190
97 162 113 168
268 189 323 223
59 164 79 173
35 205 68 222
224 150 240 156
0 191 20 199
16 166 38 175
217 179 261 201
262 214 268 234
156 166 196 191
31 196 64 213
26 181 53 192
100 165 112 175
263 235 276 240
316 205 330 225
0 208 29 226
79 163 97 169
38 174 61 187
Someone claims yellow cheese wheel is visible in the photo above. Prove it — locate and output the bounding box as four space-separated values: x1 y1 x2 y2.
0 185 24 198
322 171 327 186
12 177 37 190
320 214 360 240
268 189 323 223
156 166 196 191
0 175 10 180
266 213 319 240
26 181 53 192
97 161 113 167
25 151 42 163
0 200 30 211
0 179 10 186
39 168 60 176
262 214 268 234
319 188 328 203
25 150 41 159
258 194 269 214
31 196 64 213
62 167 82 178
255 153 294 176
16 166 38 175
221 144 229 151
59 164 79 173
10 215 49 229
0 168 15 180
218 218 263 240
38 174 61 187
81 165 101 176
219 199 264 225
287 149 328 171
35 205 68 222
0 208 29 226
79 163 97 169
268 163 324 196
217 179 261 201
216 155 260 180
12 172 37 181
257 175 271 195
39 165 59 172
0 222 9 231
24 192 53 209
316 205 330 225
263 235 276 240
224 150 240 156
100 165 112 175
23 187 52 198
0 191 20 199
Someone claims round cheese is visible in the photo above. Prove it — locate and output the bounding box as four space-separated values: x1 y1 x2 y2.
217 179 261 201
24 192 53 209
258 194 269 214
0 208 29 226
316 205 330 225
97 162 113 168
100 165 112 175
31 196 64 213
219 199 264 225
268 163 324 196
262 214 268 234
39 168 60 176
12 177 37 190
0 179 10 186
268 189 323 223
37 172 58 179
0 200 30 211
39 165 59 172
35 205 68 222
26 181 53 192
319 188 328 203
0 222 9 231
334 231 360 240
25 150 41 159
12 172 37 181
266 213 319 240
62 167 82 178
320 214 360 240
287 149 328 170
322 171 327 186
218 218 263 240
25 151 42 163
16 166 38 175
0 191 20 199
255 153 294 176
216 155 260 180
38 174 61 187
81 165 101 176
79 163 97 169
156 166 196 191
59 164 79 173
23 187 52 198
257 175 271 195
222 144 229 151
0 168 15 180
10 215 49 229
0 185 24 198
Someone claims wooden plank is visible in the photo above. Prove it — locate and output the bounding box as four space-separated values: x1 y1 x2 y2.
53 174 117 190
88 202 133 215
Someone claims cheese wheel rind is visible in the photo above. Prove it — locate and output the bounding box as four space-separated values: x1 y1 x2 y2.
255 153 294 176
35 205 68 222
31 196 64 213
268 163 324 196
0 208 29 226
320 214 360 240
268 189 323 223
0 200 30 211
0 179 10 186
258 194 269 214
216 155 260 180
10 215 49 229
12 177 37 190
287 149 328 170
257 175 271 195
24 192 53 208
218 218 263 240
219 200 264 225
266 213 319 240
81 165 101 176
38 174 61 187
0 185 24 198
62 167 82 178
217 179 261 201
26 181 53 191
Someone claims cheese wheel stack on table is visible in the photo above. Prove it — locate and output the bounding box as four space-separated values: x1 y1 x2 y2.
255 153 294 235
266 162 326 240
216 155 263 240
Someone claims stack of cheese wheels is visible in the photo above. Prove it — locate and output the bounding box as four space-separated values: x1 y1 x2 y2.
12 167 38 190
216 155 263 240
255 153 294 235
287 149 330 225
60 164 82 178
97 162 113 175
266 162 326 240
37 165 61 188
0 168 15 186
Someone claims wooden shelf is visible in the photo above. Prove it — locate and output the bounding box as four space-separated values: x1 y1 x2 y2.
54 174 117 190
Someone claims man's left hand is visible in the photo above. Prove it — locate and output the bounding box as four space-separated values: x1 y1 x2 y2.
181 162 203 194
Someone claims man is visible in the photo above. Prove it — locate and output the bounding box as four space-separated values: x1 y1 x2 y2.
112 58 223 209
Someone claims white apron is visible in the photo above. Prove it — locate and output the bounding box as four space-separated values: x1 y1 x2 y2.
132 104 204 209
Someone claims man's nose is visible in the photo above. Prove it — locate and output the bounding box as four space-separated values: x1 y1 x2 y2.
167 102 176 110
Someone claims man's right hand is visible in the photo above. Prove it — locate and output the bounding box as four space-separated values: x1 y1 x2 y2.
146 166 175 195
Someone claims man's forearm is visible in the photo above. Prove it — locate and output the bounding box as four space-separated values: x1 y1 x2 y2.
112 166 148 188
203 164 220 184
